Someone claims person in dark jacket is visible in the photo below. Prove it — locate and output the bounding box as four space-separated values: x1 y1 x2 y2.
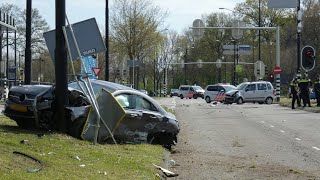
314 75 320 106
290 77 300 109
298 73 312 107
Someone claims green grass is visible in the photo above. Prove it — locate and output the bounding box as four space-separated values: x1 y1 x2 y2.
0 116 164 180
279 98 320 112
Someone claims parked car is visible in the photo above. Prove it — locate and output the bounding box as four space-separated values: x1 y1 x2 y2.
170 89 179 97
224 81 275 104
309 88 316 100
178 85 205 99
204 84 236 103
192 85 205 99
3 80 179 149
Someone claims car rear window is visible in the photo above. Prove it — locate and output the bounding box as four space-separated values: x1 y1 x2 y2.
207 86 218 91
257 83 267 90
180 86 189 91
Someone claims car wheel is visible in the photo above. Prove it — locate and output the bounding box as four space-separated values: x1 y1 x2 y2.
193 94 198 99
179 94 184 99
205 96 211 103
265 97 273 104
68 116 86 139
236 97 244 104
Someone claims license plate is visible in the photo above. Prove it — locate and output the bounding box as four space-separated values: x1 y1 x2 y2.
9 104 28 112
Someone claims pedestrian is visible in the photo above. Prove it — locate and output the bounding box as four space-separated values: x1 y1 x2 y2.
314 75 320 106
298 73 312 107
290 77 300 109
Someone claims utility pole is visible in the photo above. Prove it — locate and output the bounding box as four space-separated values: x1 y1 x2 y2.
258 0 261 63
25 0 32 84
184 48 188 84
55 0 68 132
297 0 302 79
105 0 109 81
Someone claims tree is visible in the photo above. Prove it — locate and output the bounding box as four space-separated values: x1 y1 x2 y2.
0 3 50 81
110 0 167 89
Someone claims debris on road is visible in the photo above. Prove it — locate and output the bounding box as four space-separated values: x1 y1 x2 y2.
13 151 43 173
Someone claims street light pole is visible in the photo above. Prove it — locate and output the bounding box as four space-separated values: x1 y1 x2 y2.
258 0 261 62
105 0 109 81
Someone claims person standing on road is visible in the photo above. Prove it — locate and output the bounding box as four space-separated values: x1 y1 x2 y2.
314 75 320 106
290 77 301 109
298 73 312 107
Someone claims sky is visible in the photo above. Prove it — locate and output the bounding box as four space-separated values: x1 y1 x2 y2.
1 0 242 34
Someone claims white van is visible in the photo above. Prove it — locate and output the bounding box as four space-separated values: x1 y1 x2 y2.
178 85 204 99
224 81 275 104
204 84 236 103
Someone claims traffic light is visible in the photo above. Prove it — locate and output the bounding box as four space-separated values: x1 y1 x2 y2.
265 66 268 75
116 69 120 76
301 46 316 71
123 69 126 76
257 69 260 75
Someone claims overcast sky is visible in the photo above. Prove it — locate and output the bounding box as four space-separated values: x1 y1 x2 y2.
2 0 242 33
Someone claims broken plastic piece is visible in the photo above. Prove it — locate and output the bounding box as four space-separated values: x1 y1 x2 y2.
79 164 86 167
70 155 81 161
152 164 179 177
20 139 29 144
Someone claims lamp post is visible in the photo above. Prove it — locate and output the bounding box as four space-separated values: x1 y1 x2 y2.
105 0 109 81
258 0 261 63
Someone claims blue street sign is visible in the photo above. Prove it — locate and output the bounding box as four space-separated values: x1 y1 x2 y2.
81 56 97 79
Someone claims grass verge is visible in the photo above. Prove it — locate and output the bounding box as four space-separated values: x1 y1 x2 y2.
279 98 320 113
0 116 163 180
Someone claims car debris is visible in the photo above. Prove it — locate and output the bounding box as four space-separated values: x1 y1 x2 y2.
153 164 179 177
13 151 43 173
97 171 108 175
20 139 29 144
70 155 81 161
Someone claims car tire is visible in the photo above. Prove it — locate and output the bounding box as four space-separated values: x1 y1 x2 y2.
236 97 244 104
179 94 184 99
193 94 198 99
265 97 273 104
205 96 211 103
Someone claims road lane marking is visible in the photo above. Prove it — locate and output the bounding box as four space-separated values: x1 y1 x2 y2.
295 138 301 141
270 125 274 128
313 147 320 151
280 130 285 133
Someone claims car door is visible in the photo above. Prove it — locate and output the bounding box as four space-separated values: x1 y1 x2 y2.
243 84 257 101
256 83 268 101
114 93 162 143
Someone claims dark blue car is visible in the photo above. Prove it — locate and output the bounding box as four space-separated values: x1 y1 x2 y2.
309 88 316 100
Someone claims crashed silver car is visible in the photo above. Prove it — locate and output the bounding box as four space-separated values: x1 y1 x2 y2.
3 80 179 148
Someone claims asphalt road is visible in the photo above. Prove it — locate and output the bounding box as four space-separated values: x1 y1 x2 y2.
157 97 320 179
